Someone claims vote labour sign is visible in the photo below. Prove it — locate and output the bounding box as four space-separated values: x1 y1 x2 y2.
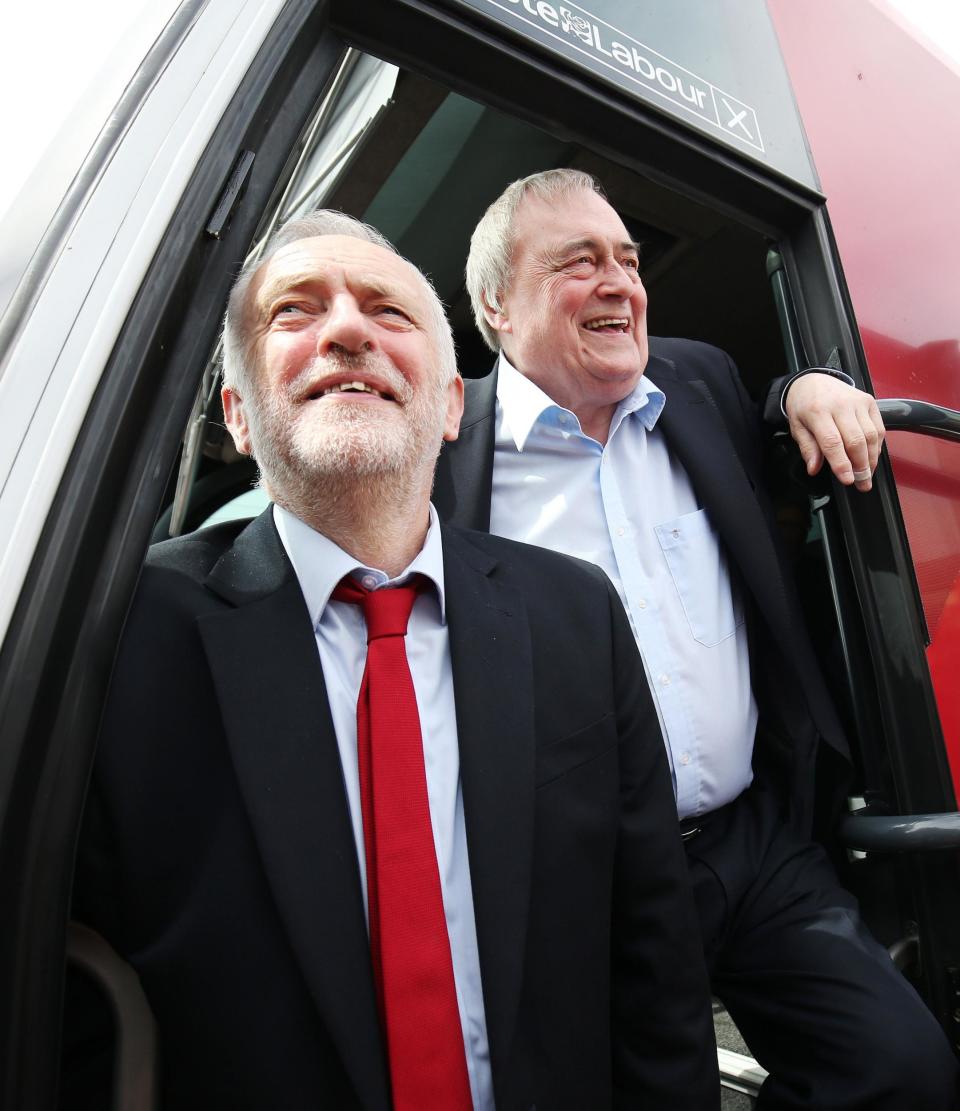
456 0 816 187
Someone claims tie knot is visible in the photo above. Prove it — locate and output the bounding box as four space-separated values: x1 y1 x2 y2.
332 576 424 641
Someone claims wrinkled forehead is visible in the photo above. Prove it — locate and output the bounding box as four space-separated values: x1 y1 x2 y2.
510 188 633 264
249 235 428 316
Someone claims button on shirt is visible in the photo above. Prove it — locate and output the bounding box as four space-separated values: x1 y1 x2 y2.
274 504 493 1111
490 355 756 818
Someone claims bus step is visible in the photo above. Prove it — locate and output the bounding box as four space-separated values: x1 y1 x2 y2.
719 1046 768 1100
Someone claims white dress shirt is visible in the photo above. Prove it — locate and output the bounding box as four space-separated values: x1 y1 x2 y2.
490 354 756 818
274 504 493 1111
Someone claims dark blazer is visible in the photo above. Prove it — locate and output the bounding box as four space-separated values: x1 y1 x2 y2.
75 509 719 1110
433 338 848 825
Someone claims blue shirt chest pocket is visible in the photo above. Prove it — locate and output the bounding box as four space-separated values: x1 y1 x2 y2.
655 508 745 647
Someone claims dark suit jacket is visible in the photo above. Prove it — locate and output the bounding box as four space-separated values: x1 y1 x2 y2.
75 509 719 1110
433 338 848 826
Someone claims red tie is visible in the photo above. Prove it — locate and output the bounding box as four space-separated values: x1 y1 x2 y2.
331 576 473 1111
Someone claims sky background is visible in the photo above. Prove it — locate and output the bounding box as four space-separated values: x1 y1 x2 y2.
885 0 960 66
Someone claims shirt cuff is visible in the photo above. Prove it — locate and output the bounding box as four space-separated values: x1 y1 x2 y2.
780 367 856 419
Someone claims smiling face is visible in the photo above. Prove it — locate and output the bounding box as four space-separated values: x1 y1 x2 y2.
487 188 649 431
222 235 462 497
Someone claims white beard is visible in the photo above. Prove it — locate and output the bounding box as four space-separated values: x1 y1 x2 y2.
244 351 447 496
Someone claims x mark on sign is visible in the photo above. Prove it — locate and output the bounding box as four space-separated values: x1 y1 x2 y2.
720 96 754 140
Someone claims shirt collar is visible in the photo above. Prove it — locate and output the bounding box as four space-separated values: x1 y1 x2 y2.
495 352 665 450
274 502 447 626
611 373 665 436
496 353 564 451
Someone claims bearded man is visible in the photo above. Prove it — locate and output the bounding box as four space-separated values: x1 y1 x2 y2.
72 210 719 1111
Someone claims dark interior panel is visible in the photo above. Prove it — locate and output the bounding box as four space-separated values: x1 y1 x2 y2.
323 68 782 389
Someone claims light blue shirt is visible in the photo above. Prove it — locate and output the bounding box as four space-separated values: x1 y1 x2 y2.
490 355 756 818
275 504 493 1111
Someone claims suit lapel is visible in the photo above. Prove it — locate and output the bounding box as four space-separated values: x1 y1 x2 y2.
434 365 498 530
649 357 797 641
198 512 389 1110
441 526 535 1101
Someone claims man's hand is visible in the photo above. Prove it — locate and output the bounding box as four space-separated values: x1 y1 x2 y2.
784 373 885 492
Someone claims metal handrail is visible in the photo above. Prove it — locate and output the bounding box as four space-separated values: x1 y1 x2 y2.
878 398 960 443
839 811 960 852
66 922 158 1111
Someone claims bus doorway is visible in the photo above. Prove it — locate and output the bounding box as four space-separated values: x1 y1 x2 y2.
2 2 959 1107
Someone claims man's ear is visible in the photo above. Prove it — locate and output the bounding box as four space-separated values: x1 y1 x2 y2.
482 290 511 337
442 375 465 442
222 386 252 456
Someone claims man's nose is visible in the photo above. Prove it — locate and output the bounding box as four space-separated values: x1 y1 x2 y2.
317 294 372 357
597 258 635 297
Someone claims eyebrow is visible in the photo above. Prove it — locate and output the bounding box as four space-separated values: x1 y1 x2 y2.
548 236 641 260
255 270 411 316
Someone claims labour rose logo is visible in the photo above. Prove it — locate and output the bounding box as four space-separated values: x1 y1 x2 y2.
559 7 593 44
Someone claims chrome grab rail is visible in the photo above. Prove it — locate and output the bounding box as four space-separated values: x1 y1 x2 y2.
877 398 960 443
839 811 960 852
66 922 158 1111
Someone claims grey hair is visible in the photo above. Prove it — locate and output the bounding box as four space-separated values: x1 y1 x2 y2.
466 169 605 351
222 209 457 392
